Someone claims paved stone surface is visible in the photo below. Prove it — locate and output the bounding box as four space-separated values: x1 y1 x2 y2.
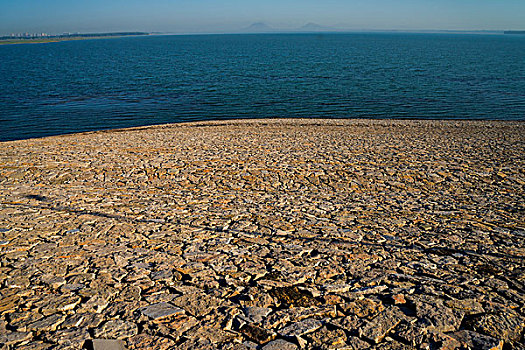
0 119 524 349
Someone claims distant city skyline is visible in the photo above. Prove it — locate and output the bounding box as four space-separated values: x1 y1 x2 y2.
1 0 524 36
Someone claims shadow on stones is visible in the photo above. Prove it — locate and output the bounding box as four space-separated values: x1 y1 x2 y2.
24 194 49 202
18 195 166 224
269 286 320 308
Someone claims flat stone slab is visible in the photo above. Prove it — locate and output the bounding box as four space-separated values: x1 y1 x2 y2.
92 339 126 350
40 295 82 315
138 302 185 320
171 293 223 317
0 331 32 346
26 314 66 332
278 318 323 338
241 307 273 323
262 339 298 350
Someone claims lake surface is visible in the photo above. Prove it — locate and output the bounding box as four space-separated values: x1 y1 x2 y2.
1 33 524 141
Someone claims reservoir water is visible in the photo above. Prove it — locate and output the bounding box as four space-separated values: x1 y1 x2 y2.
0 33 524 141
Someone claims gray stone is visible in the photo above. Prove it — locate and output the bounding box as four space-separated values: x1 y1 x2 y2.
262 339 298 350
242 307 273 323
278 318 323 338
92 339 126 350
151 269 173 281
139 302 185 320
79 312 105 328
61 283 85 292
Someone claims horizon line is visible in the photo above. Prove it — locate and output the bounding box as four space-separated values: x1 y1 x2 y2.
4 28 521 37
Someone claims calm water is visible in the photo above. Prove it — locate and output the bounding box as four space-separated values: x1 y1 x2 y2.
1 33 524 141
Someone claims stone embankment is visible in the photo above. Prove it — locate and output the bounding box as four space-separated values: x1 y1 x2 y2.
0 119 524 349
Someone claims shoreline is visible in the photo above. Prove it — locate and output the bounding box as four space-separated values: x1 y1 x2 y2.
1 119 524 349
2 117 524 143
0 33 151 45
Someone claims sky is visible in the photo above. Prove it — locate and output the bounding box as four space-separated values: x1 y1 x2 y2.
1 0 524 35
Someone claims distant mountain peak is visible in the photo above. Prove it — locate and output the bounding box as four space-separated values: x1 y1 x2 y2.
299 23 334 32
302 22 323 28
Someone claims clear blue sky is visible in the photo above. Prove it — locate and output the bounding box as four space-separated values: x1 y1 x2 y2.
1 0 524 35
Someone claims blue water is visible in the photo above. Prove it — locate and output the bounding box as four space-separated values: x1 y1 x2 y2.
1 33 524 141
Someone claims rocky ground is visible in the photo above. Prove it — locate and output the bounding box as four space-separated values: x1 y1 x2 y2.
0 119 524 350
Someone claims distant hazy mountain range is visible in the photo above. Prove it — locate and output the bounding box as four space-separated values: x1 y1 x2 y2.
238 23 508 34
